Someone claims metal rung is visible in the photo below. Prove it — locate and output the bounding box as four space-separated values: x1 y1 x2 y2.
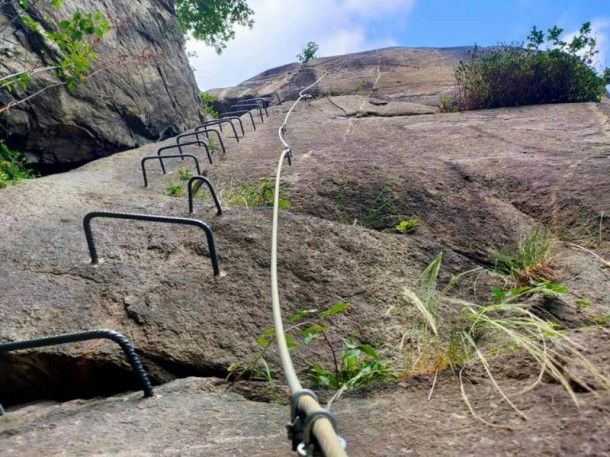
83 211 220 275
0 328 154 415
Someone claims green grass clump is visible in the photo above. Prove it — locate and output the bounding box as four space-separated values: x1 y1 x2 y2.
456 22 610 110
219 177 289 209
493 226 557 287
391 252 610 426
0 140 33 188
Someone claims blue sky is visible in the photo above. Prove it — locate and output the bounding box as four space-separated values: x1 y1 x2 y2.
187 0 610 90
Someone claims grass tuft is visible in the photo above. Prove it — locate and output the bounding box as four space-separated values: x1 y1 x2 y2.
392 252 610 424
493 226 557 286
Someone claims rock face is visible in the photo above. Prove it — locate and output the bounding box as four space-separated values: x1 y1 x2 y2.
1 46 610 455
0 0 202 168
209 47 469 111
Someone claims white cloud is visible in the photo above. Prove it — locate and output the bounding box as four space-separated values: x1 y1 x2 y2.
187 0 415 90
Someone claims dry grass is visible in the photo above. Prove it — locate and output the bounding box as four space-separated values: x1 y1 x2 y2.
390 252 610 426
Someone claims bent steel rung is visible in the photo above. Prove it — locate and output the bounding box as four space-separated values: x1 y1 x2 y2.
191 127 227 153
232 100 269 117
220 110 256 130
141 154 201 187
229 103 265 122
83 211 220 275
195 118 242 141
188 176 222 215
261 92 282 105
0 328 154 415
157 142 212 168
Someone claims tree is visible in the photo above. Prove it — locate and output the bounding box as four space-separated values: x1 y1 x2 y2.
174 0 254 54
297 41 319 63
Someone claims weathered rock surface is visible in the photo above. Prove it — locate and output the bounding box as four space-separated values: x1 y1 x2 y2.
2 374 610 456
0 0 202 168
1 47 610 455
210 47 469 111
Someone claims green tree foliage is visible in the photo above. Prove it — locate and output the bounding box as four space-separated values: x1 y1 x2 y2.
174 0 254 54
456 22 610 110
297 41 319 63
1 0 109 112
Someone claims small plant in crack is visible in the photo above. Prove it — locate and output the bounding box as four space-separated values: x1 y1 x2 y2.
164 168 192 197
395 217 420 234
227 302 393 403
492 225 558 287
207 137 218 153
218 177 289 209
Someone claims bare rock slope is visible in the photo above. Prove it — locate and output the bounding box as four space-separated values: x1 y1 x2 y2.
210 47 468 110
1 48 610 455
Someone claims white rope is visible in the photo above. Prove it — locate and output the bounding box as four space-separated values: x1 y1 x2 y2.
269 72 348 457
272 72 328 392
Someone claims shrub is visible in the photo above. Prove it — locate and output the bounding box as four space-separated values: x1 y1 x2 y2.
199 91 219 119
0 140 33 188
297 41 319 63
456 22 610 110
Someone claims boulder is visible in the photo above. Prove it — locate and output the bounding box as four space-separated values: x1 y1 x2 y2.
0 0 203 169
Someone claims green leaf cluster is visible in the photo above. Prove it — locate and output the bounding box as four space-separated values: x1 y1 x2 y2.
47 11 109 91
395 217 419 234
297 41 319 63
0 140 34 188
2 2 109 96
309 340 395 389
175 0 254 54
199 91 219 119
164 168 193 197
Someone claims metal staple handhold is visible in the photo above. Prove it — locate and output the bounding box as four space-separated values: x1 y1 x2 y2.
192 126 226 152
261 92 282 105
141 154 201 187
83 211 220 275
231 100 269 117
188 176 222 215
196 118 242 141
229 103 265 123
0 329 154 415
157 142 212 169
220 110 256 130
191 126 230 151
